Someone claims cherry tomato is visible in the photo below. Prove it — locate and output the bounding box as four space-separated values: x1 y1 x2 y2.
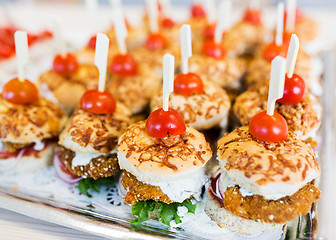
0 44 14 58
191 4 206 18
161 17 175 28
262 42 288 62
80 89 116 114
145 33 168 51
27 34 38 46
110 53 138 77
284 8 303 24
87 35 97 49
278 74 306 104
202 40 226 59
2 78 39 104
174 72 204 96
52 53 79 76
146 108 186 138
242 9 262 25
203 23 216 40
282 31 293 46
249 111 288 142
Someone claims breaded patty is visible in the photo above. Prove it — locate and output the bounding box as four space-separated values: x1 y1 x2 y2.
57 146 119 179
120 171 173 205
222 183 320 224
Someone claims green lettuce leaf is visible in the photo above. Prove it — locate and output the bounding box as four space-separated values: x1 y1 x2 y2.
75 177 114 198
130 198 197 226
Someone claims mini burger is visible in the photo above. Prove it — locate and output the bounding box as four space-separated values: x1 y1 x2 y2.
150 79 231 131
56 90 132 184
118 53 212 226
118 120 212 225
38 54 99 114
150 24 231 131
0 78 67 173
205 126 321 234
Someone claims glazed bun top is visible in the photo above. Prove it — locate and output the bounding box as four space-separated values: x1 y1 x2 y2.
0 96 67 144
233 85 321 138
150 80 230 130
217 126 320 198
118 121 212 182
59 103 132 154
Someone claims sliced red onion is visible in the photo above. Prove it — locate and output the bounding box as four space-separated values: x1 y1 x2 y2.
0 148 26 173
53 154 82 184
209 172 224 201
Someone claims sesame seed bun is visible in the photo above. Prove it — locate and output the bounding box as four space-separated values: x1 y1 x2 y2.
0 144 54 173
204 191 283 234
217 126 320 199
59 104 132 154
0 96 67 144
188 55 246 90
150 80 231 130
108 66 161 114
233 86 321 140
246 49 312 89
117 121 212 182
38 64 99 112
222 21 266 57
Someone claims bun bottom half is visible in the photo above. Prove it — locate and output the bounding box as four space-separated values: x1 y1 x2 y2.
0 145 54 173
204 192 283 234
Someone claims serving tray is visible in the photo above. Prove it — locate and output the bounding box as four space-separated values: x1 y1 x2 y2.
0 3 335 240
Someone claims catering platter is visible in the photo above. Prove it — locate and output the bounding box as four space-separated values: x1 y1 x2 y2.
0 2 335 240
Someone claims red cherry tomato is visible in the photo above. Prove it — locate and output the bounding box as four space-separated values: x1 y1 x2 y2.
242 9 262 25
203 23 216 40
145 33 168 51
284 8 303 24
146 108 186 138
52 53 79 76
2 78 39 104
262 42 288 62
80 89 116 114
161 17 175 28
278 74 306 104
174 72 204 96
249 111 288 142
202 40 226 59
282 31 293 46
0 44 14 58
191 4 206 18
87 35 97 49
110 53 138 77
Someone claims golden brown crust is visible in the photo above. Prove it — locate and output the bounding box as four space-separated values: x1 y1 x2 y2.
222 21 266 56
121 171 173 205
108 66 161 114
189 55 246 90
217 126 320 185
295 17 319 43
118 121 212 175
131 43 180 70
59 105 132 154
222 183 320 224
233 86 321 136
150 80 230 127
57 146 119 179
246 49 312 88
38 64 99 110
0 96 67 144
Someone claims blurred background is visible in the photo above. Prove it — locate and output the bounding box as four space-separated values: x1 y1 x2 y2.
0 0 335 7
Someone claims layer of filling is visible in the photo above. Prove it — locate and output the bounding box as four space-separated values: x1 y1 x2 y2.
209 170 321 224
57 146 119 179
0 139 54 159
